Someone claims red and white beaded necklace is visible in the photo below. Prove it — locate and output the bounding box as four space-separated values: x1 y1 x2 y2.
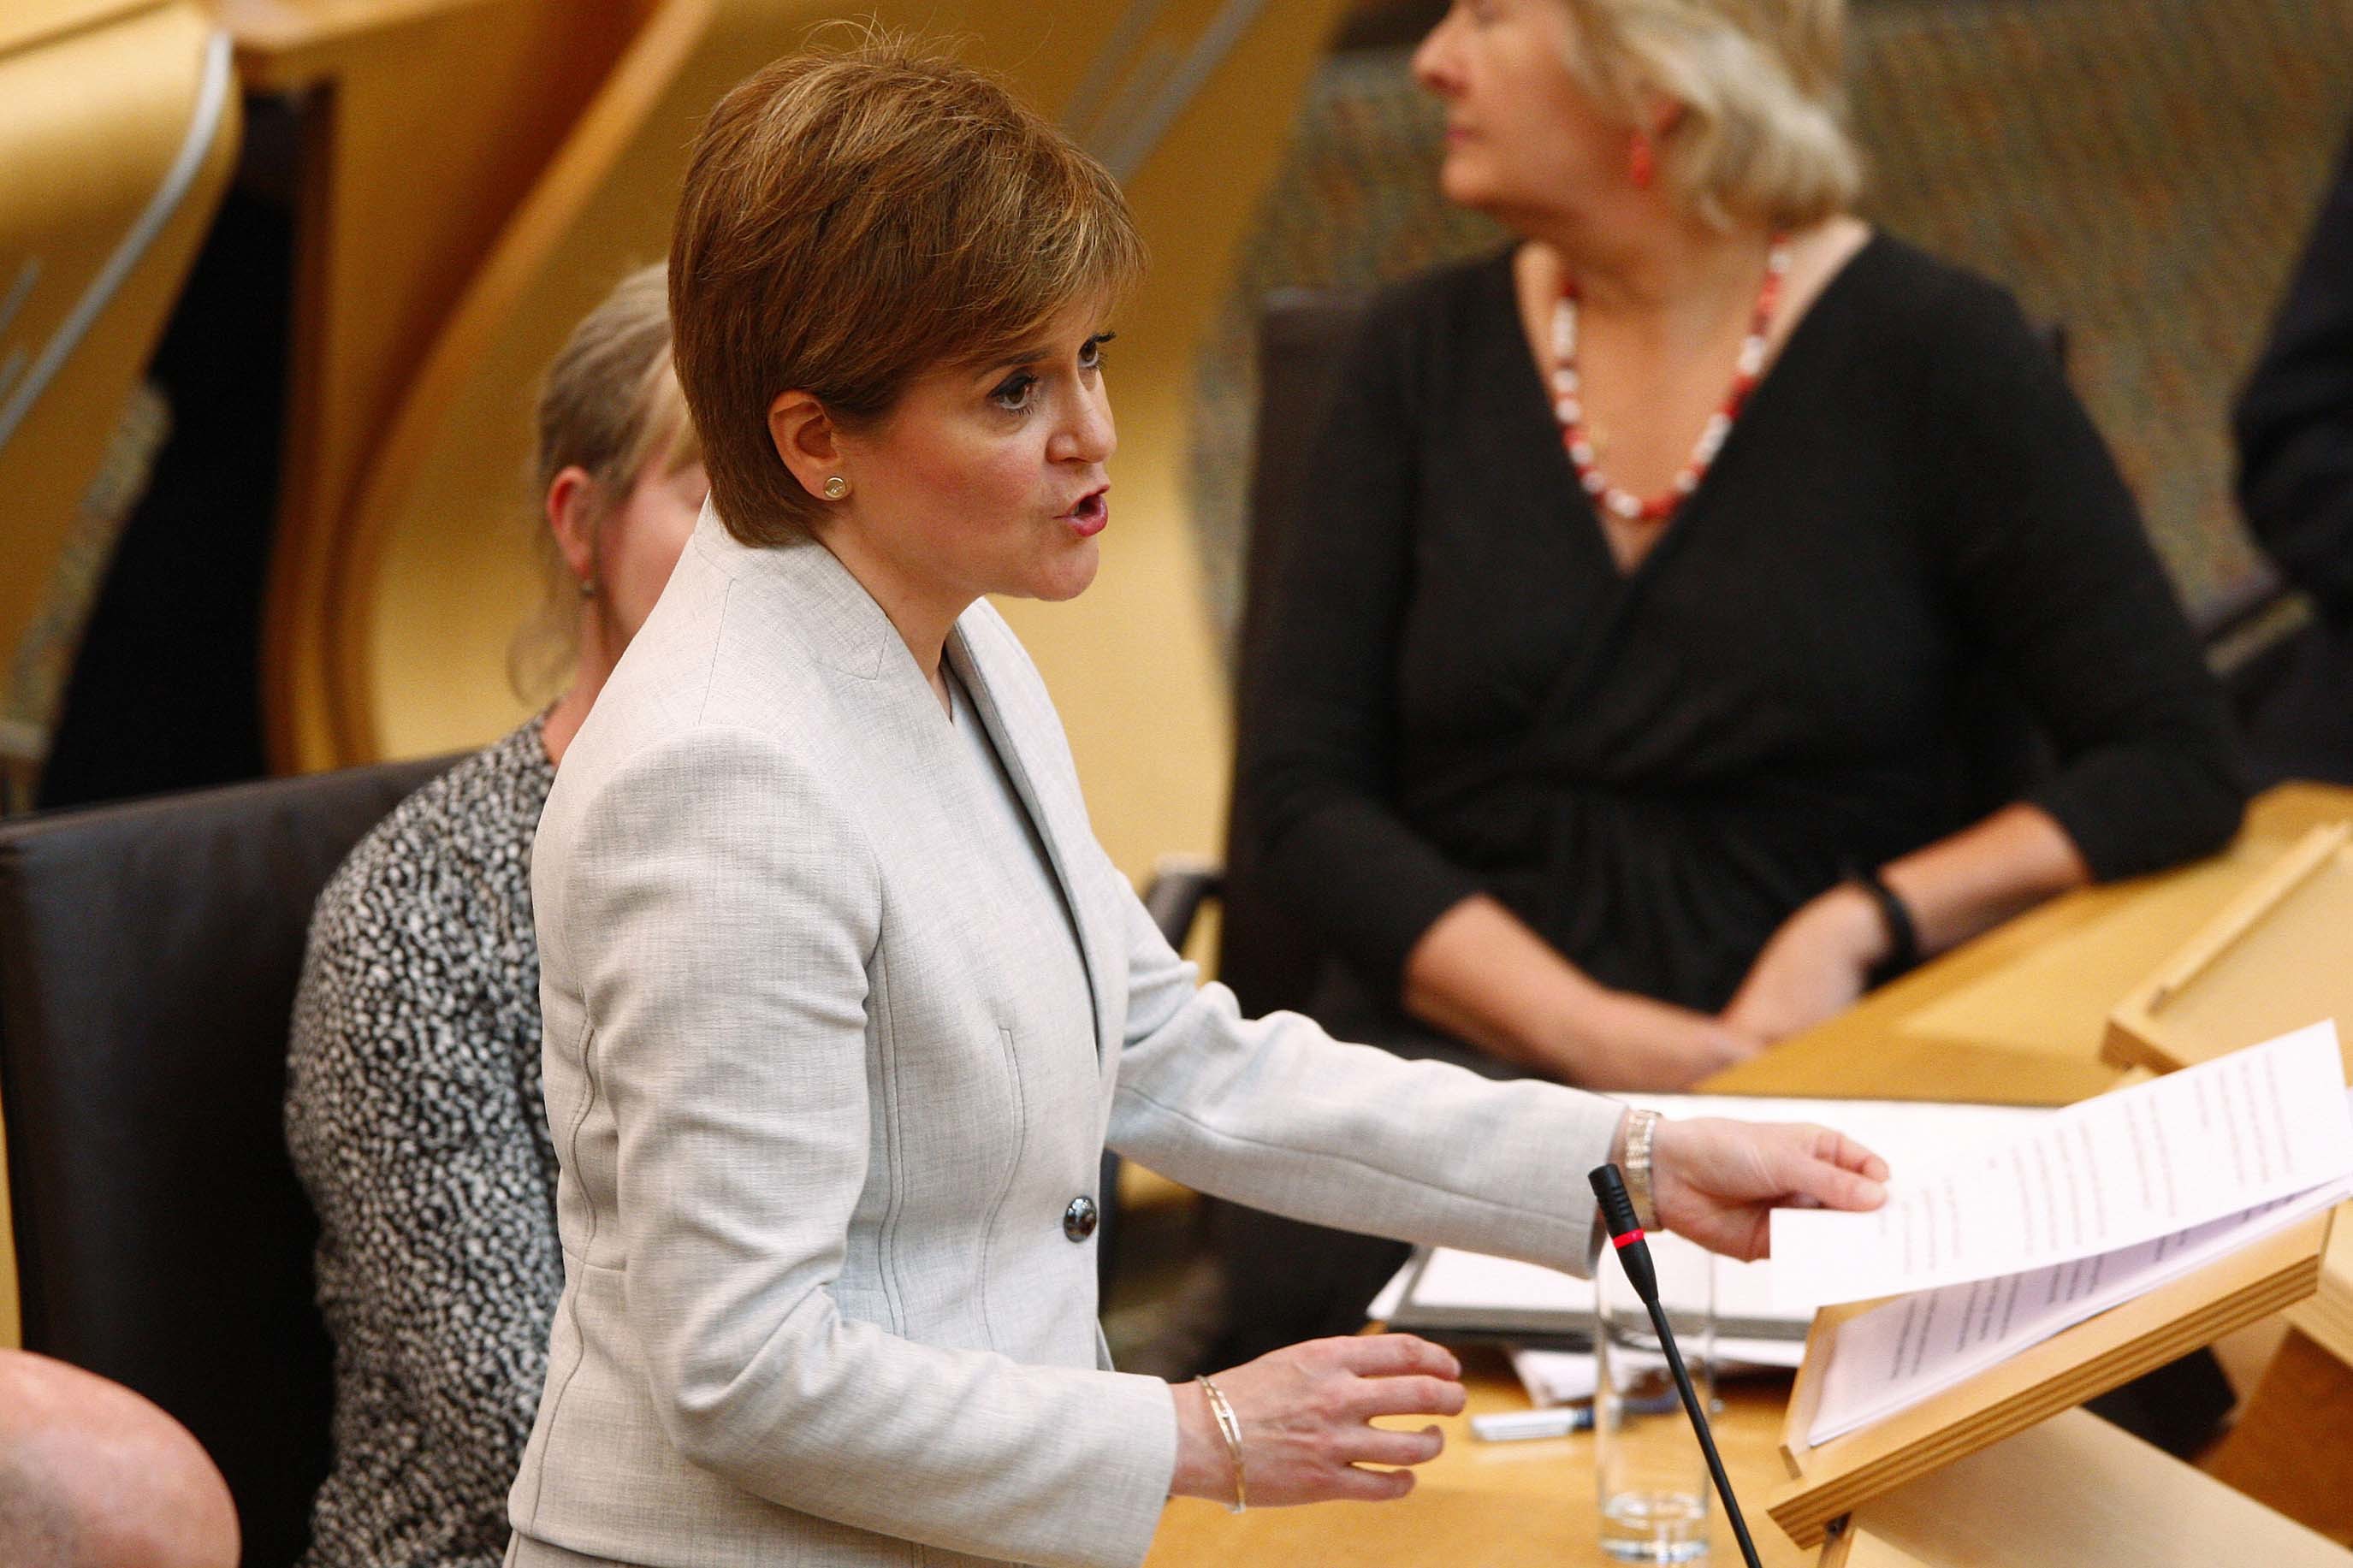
1549 235 1792 525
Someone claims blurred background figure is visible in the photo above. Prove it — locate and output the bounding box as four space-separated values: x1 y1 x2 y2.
2234 119 2353 787
0 1349 240 1568
283 263 703 1568
1210 0 2242 1360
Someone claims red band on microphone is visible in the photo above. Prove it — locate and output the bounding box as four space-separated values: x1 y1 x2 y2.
1611 1228 1645 1249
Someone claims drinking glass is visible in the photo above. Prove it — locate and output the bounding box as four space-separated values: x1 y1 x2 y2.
1594 1234 1716 1563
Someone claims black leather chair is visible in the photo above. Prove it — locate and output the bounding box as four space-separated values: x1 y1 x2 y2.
0 756 453 1568
1144 290 1372 1018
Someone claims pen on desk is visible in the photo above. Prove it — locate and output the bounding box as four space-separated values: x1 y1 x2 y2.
1472 1406 1594 1441
1471 1395 1678 1441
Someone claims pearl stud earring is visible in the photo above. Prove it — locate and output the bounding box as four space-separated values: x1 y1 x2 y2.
822 476 851 500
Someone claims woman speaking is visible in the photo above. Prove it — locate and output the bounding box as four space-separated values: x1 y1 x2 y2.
506 38 1885 1568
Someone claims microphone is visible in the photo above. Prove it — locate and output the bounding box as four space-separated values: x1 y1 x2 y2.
1590 1163 1765 1568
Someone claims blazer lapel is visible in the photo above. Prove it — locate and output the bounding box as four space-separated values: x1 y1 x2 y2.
944 624 1113 1063
696 509 1116 1061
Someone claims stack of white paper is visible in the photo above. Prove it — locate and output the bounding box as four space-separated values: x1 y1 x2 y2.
1376 1094 2059 1399
1769 1021 2353 1447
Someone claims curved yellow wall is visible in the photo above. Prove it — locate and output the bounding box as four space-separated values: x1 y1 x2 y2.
0 1 237 764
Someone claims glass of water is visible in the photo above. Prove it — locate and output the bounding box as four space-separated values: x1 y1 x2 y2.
1594 1234 1716 1563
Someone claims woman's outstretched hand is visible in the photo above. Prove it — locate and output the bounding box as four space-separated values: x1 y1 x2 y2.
1648 1117 1890 1261
1169 1335 1466 1506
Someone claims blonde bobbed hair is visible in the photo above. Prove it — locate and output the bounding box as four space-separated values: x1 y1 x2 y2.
1562 0 1860 232
508 262 701 701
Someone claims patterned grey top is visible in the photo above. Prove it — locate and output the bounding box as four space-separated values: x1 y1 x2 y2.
286 719 560 1568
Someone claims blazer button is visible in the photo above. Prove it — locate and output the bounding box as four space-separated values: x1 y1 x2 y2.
1062 1195 1099 1242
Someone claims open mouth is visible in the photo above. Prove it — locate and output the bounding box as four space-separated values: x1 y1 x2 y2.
1064 489 1109 536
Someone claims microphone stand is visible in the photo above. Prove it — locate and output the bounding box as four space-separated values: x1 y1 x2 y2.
1590 1163 1766 1568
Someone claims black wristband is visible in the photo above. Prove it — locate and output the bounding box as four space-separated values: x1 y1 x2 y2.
1848 867 1920 983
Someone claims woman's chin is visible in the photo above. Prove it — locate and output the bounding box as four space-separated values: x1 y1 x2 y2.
1022 539 1102 603
1436 158 1498 214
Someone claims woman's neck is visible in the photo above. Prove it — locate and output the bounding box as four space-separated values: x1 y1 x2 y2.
540 618 620 767
1523 206 1776 329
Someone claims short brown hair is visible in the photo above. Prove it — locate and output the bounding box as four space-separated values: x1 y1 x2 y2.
1561 0 1860 232
510 262 701 701
671 35 1146 547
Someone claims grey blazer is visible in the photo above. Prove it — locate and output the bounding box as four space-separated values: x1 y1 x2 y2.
509 508 1624 1568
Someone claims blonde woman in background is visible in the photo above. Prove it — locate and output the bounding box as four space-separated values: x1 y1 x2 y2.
285 264 707 1568
1212 0 2243 1360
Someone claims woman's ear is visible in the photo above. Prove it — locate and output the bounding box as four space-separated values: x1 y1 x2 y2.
768 390 845 501
544 466 601 585
1643 91 1685 140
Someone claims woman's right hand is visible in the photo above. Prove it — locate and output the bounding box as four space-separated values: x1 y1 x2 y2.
1649 1116 1891 1261
1170 1335 1466 1506
1559 988 1763 1089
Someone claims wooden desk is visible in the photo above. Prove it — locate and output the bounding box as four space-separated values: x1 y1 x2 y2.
1705 782 2353 1105
1147 1358 2353 1568
1147 781 2353 1564
1147 1352 1813 1568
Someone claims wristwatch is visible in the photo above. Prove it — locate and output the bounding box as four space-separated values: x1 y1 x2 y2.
1623 1108 1661 1232
1848 865 1920 985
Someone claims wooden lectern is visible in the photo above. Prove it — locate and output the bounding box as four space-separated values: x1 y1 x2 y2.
2101 821 2353 1545
1767 1207 2335 1556
1817 1407 2351 1566
2103 821 2353 1083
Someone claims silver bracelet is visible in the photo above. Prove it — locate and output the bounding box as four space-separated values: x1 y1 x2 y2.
1624 1109 1661 1233
1198 1376 1248 1513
